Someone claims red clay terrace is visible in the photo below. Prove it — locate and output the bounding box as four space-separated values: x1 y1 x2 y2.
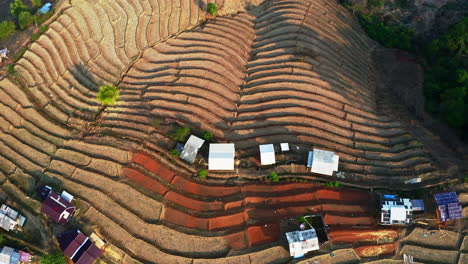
41 192 75 225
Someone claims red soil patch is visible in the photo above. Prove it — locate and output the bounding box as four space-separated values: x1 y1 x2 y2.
121 168 168 195
354 243 396 258
125 152 389 249
328 229 399 243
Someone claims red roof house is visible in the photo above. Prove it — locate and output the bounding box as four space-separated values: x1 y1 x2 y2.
41 192 75 225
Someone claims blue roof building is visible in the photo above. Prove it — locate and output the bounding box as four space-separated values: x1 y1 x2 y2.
434 192 463 222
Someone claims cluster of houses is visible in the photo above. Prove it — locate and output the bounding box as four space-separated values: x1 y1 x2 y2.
0 247 31 264
0 204 25 232
37 185 103 264
179 135 340 176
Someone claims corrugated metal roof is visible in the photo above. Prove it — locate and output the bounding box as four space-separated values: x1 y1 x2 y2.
208 144 235 170
259 144 275 165
286 229 319 258
310 148 339 176
180 135 205 163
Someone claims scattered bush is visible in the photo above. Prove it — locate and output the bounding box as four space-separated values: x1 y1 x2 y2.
268 172 279 182
97 85 120 105
34 10 54 25
31 24 49 41
424 18 468 134
325 181 341 188
40 251 67 264
12 46 27 62
32 0 42 8
202 131 213 142
0 21 16 41
10 0 29 18
207 3 218 16
198 169 208 179
169 149 180 157
18 11 34 30
169 126 190 142
358 14 415 50
368 0 384 9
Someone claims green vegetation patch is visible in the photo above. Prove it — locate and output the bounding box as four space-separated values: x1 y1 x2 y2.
40 251 67 264
10 0 29 18
424 17 467 132
169 126 190 142
268 171 279 182
0 21 16 41
207 3 218 16
202 130 213 142
197 169 207 179
358 14 415 50
169 149 180 157
97 85 120 105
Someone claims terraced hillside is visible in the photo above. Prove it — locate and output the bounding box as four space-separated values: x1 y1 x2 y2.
0 0 465 263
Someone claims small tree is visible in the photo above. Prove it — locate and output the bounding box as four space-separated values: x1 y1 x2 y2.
40 251 67 264
10 0 29 18
198 169 207 179
97 85 120 105
169 126 190 142
169 149 180 157
18 11 34 30
268 172 279 182
0 21 16 41
202 131 213 142
207 3 218 16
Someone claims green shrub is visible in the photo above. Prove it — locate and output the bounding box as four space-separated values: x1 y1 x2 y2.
34 10 54 25
202 131 213 142
207 3 218 16
169 126 190 142
368 0 384 9
97 85 120 105
198 169 208 179
31 24 48 41
169 149 180 157
10 0 29 18
268 172 279 182
358 14 415 51
0 21 16 41
423 18 468 134
31 0 42 8
40 251 67 264
18 11 34 30
12 46 27 62
325 181 341 188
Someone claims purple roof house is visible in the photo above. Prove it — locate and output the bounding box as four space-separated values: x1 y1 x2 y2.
41 192 75 225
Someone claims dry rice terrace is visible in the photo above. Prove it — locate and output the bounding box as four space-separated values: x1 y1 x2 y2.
0 0 466 263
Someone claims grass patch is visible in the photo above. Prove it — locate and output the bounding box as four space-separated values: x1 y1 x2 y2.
97 85 120 105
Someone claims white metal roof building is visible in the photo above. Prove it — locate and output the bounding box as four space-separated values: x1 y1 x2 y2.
208 143 235 170
280 143 289 151
307 148 339 176
180 135 205 163
380 195 413 225
259 144 276 165
0 246 14 264
0 205 25 231
285 228 319 258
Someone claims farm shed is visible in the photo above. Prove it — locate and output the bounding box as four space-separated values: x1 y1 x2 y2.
286 229 320 258
0 204 25 231
307 148 339 176
208 143 235 170
379 195 413 225
434 192 463 222
259 144 276 165
180 135 205 163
